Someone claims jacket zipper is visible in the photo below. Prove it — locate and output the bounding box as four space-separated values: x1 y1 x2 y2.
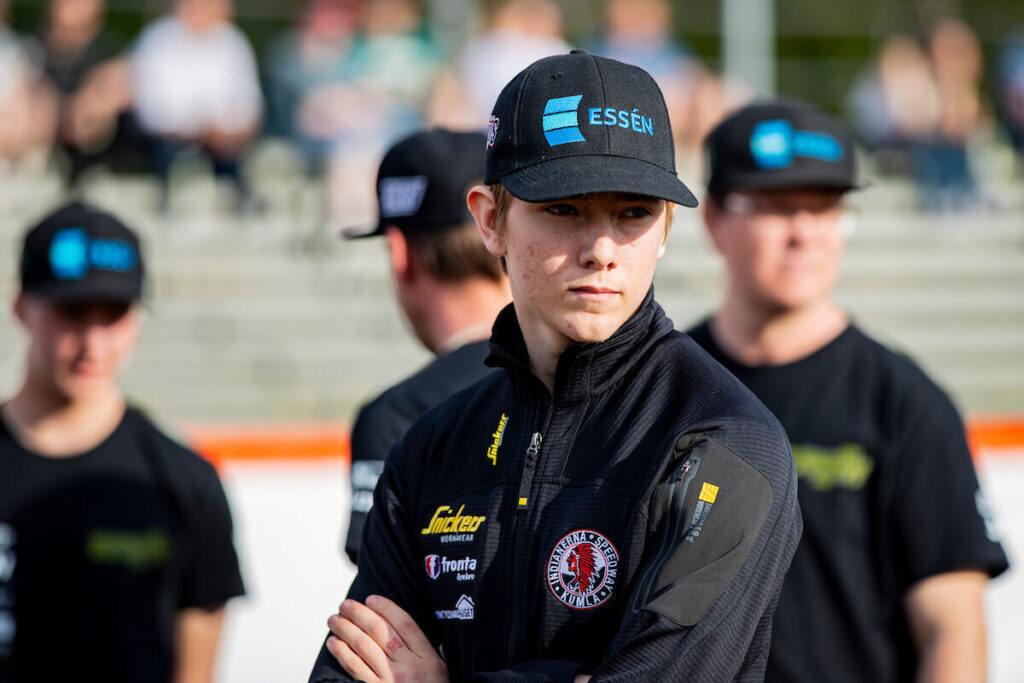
507 403 553 664
630 453 701 613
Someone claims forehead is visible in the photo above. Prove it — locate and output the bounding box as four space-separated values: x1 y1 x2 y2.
516 192 664 206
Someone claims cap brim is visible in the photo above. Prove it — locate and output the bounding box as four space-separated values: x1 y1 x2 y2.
26 281 140 304
710 170 861 195
500 156 699 207
339 222 384 240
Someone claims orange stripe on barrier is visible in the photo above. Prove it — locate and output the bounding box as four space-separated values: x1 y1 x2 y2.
181 417 1024 468
968 417 1024 457
184 423 350 469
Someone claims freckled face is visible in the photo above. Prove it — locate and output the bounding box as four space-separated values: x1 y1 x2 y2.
501 192 668 347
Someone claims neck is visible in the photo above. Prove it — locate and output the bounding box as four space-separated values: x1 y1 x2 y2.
711 293 848 366
2 381 126 458
521 320 568 395
417 278 511 356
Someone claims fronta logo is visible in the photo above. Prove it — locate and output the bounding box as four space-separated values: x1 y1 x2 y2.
487 413 508 466
424 554 477 581
547 529 618 610
750 119 844 169
684 482 719 543
379 176 429 218
49 228 137 281
542 95 586 146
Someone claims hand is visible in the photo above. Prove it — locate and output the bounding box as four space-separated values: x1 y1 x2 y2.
327 595 448 683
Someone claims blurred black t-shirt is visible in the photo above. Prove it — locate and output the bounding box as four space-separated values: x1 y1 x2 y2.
345 339 495 564
0 407 245 683
687 320 1009 683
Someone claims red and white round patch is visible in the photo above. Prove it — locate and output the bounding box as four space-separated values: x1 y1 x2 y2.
547 529 619 610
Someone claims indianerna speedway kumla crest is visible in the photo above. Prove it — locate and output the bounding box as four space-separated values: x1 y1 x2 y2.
547 529 619 610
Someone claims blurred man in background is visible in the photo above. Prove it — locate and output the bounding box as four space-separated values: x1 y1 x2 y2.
132 0 262 211
689 99 1009 682
0 202 245 682
341 128 510 564
0 0 57 169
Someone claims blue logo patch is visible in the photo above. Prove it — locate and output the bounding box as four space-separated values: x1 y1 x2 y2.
750 119 844 169
48 227 137 280
543 95 586 146
49 228 90 280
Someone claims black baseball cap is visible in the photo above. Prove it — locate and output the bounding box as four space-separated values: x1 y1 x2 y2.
20 201 144 303
705 98 858 196
484 49 698 207
344 128 487 239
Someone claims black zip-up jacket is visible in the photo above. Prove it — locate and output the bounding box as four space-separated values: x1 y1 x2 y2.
310 292 802 681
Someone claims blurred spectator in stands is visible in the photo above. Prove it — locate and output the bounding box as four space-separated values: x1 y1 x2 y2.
38 0 140 186
587 0 745 182
265 0 366 175
316 0 442 220
0 0 57 170
847 23 983 212
917 17 983 210
589 0 697 142
428 0 569 129
132 0 263 212
846 35 939 168
998 16 1024 165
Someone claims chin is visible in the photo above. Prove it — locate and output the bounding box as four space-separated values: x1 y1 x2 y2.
562 315 621 345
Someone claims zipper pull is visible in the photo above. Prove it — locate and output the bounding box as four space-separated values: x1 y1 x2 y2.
518 433 543 511
526 432 543 458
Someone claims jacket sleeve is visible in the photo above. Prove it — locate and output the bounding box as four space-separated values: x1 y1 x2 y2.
472 429 802 682
310 433 439 683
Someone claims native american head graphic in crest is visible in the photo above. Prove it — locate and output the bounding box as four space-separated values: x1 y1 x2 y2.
547 529 619 610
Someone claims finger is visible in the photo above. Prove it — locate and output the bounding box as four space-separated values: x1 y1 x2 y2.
339 599 408 661
329 615 392 677
365 595 435 658
326 634 379 683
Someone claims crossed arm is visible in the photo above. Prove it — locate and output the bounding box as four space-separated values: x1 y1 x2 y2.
325 596 590 683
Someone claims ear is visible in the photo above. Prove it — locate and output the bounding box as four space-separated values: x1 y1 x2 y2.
467 185 506 258
12 292 29 327
702 197 728 255
385 227 415 284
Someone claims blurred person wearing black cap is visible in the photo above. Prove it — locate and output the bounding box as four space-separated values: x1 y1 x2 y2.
0 202 245 682
340 128 511 565
310 50 800 682
688 99 1009 682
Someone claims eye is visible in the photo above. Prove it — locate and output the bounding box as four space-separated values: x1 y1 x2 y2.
621 206 653 219
544 203 579 217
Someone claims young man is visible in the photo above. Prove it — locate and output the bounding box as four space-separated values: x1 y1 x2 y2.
0 202 245 683
309 50 801 682
342 128 511 564
689 99 1009 682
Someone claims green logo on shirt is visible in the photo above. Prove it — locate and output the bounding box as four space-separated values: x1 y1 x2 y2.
85 528 172 572
792 443 874 491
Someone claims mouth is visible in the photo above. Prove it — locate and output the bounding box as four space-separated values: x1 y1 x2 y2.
569 285 620 302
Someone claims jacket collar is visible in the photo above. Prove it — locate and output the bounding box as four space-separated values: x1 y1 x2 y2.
485 288 674 405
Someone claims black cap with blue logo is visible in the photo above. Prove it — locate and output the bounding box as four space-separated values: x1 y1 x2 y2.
484 49 698 207
20 201 144 303
705 98 857 196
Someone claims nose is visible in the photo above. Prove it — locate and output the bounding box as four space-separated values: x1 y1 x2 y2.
579 217 618 271
786 210 821 245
